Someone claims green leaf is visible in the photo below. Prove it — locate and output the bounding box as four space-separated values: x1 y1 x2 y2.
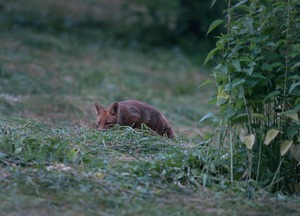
295 103 300 111
265 41 276 47
271 62 283 69
214 63 228 74
287 125 300 140
217 98 227 106
232 113 248 124
210 0 217 8
275 39 285 48
224 79 245 91
232 60 241 72
289 82 300 94
236 125 246 142
290 144 300 162
280 140 293 156
261 63 273 71
243 62 255 75
281 110 299 122
206 19 224 36
199 112 217 123
199 79 214 88
264 129 280 145
251 73 267 80
245 73 267 88
233 0 248 8
226 106 236 119
204 47 220 65
244 134 255 150
264 90 280 101
217 87 230 99
244 67 254 76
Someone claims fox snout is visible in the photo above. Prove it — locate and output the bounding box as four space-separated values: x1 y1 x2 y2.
95 123 111 131
96 126 106 131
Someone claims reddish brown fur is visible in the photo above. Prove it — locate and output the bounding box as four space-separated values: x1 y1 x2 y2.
94 100 175 138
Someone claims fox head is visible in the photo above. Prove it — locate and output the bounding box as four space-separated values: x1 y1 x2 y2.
94 102 119 130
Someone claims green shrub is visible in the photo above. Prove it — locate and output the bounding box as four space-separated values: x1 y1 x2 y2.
206 0 300 193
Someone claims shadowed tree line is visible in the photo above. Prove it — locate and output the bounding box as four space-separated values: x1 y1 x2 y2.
0 0 225 56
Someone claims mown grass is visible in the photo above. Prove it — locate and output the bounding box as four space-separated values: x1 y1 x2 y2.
0 118 210 215
1 1 300 215
1 118 300 215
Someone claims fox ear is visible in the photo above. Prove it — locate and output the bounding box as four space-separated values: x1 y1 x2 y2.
110 102 118 115
94 103 104 115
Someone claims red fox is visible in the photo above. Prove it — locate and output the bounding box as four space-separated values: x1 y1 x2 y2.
94 100 175 138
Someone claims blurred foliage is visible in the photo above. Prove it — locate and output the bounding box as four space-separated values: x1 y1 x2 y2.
0 0 225 57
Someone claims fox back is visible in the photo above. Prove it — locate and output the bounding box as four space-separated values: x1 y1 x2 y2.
94 100 175 138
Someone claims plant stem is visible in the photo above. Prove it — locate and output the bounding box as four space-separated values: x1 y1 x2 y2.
256 141 262 181
227 0 231 35
230 127 233 182
269 157 284 190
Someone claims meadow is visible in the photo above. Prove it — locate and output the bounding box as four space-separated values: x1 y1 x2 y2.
1 1 300 215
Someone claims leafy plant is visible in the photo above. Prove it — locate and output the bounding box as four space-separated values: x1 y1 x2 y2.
206 0 300 193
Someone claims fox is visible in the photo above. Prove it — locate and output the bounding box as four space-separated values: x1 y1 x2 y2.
94 100 175 138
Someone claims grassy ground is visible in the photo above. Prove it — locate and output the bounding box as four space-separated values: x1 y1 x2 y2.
0 26 213 135
1 119 300 216
1 1 300 215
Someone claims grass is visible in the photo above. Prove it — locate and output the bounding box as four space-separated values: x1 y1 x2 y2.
0 27 213 133
1 1 300 215
1 119 300 215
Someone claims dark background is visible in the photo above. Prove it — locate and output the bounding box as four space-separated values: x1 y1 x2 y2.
0 0 225 60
